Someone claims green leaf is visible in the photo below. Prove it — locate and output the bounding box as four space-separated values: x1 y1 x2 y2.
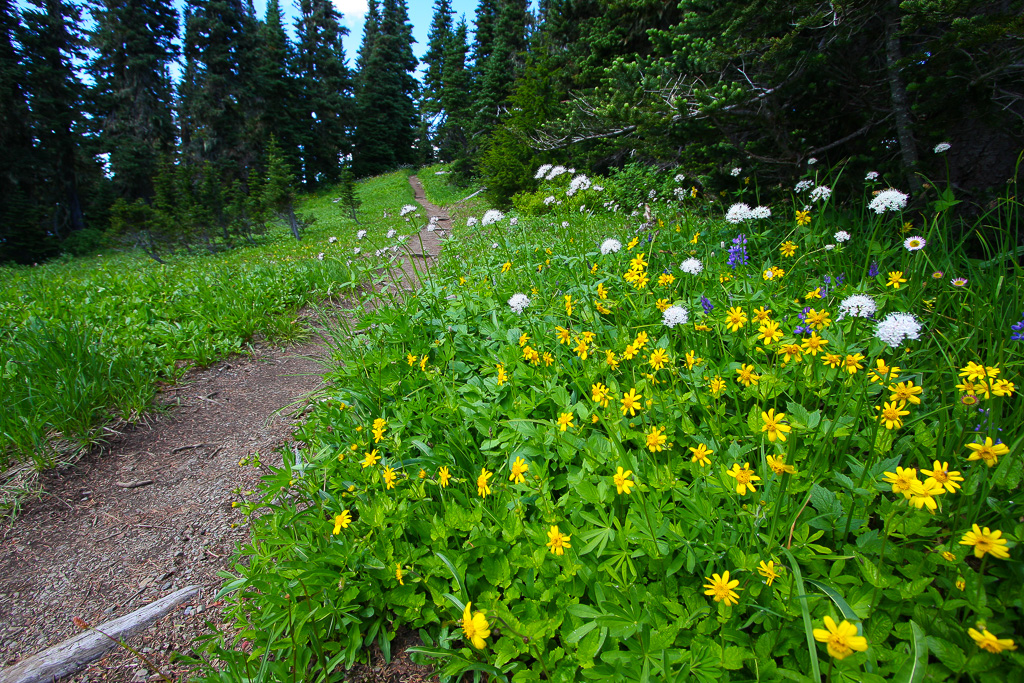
435 551 466 597
805 578 864 620
893 620 928 683
781 549 822 683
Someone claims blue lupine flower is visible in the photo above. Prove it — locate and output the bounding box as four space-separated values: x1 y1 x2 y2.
701 296 714 314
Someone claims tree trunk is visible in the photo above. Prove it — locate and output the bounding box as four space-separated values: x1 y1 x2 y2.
287 205 301 240
885 3 922 195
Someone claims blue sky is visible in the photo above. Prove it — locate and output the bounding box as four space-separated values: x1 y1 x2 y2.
260 0 483 73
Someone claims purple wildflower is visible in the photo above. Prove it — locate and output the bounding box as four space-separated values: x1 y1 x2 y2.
701 296 714 315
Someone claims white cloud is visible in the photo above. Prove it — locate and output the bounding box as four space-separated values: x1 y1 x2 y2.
333 0 369 22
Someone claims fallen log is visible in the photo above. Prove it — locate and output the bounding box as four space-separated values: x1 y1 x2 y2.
0 585 200 683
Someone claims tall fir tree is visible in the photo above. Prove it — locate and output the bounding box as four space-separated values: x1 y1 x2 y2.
353 0 418 176
295 0 353 187
472 0 529 137
19 0 89 239
180 0 263 179
421 0 452 123
89 0 178 201
438 17 471 167
0 0 46 262
256 0 302 177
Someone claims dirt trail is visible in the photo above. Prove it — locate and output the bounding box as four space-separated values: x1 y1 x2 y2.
0 177 449 683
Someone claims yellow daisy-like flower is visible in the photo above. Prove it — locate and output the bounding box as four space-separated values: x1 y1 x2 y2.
708 375 727 397
758 560 782 585
823 352 843 369
332 510 351 534
725 306 747 332
509 456 529 484
591 382 611 407
921 460 963 493
689 443 713 467
685 350 702 370
649 348 670 371
420 355 428 372
646 425 668 452
760 409 792 442
991 379 1015 396
438 466 452 488
778 343 803 364
361 449 381 468
886 271 907 288
727 462 761 494
795 210 811 226
557 412 574 432
555 325 571 344
965 437 1009 467
736 364 760 387
868 359 901 384
496 363 508 386
780 241 797 257
596 282 609 299
960 524 1011 559
813 617 868 660
462 602 490 649
758 320 784 345
876 400 910 430
633 331 649 350
605 350 619 370
703 570 741 606
382 466 397 490
882 466 919 499
395 563 404 585
766 454 796 475
518 333 529 347
969 628 1017 654
908 477 944 513
888 380 923 405
573 337 591 360
501 261 511 273
406 353 417 366
753 306 772 322
596 301 611 314
657 273 675 287
656 298 671 312
546 525 571 555
843 353 865 374
805 308 831 329
802 332 828 356
958 361 987 381
805 288 822 301
620 388 643 416
613 466 634 495
564 294 574 316
477 467 493 497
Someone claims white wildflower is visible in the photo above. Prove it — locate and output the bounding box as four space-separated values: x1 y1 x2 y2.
510 217 518 225
328 236 337 244
317 252 324 260
567 174 591 196
726 203 752 224
535 164 552 179
546 165 567 180
353 247 361 255
561 221 569 228
795 180 814 193
399 205 417 217
356 229 367 240
466 217 478 227
834 230 851 243
648 189 657 199
750 205 772 219
543 195 556 205
662 306 689 328
933 142 951 154
825 244 836 250
865 171 879 181
508 293 531 314
674 173 686 183
482 209 505 226
807 157 818 165
809 185 832 202
593 185 604 192
903 236 926 251
875 312 922 348
730 167 742 177
680 258 703 275
600 238 622 255
386 229 397 239
838 294 877 320
868 189 909 214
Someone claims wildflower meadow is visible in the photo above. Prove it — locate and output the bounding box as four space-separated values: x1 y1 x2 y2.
189 160 1022 681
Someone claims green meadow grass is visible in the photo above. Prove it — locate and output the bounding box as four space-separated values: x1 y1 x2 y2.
186 165 1024 681
0 171 418 472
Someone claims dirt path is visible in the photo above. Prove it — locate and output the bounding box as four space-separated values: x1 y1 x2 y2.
0 177 449 683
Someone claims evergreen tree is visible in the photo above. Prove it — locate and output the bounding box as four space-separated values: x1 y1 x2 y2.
352 0 418 176
180 0 263 178
0 0 45 262
295 0 353 187
437 17 471 167
256 0 302 176
19 0 89 240
472 0 529 137
89 0 178 201
421 0 452 123
337 163 361 223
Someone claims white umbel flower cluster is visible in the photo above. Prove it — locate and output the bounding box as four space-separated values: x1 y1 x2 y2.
386 229 397 239
730 167 742 176
679 258 703 275
507 293 531 314
600 238 622 254
795 180 814 193
933 142 951 154
868 189 909 214
809 185 832 202
662 306 689 328
482 209 505 226
875 312 922 348
834 230 851 242
725 203 771 223
356 229 367 240
865 171 879 181
838 294 876 320
466 216 478 227
566 174 591 196
399 204 417 217
535 164 552 179
546 165 568 180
